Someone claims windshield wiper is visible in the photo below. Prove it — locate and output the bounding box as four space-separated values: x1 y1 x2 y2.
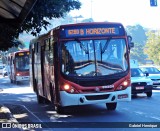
75 38 89 54
101 38 111 54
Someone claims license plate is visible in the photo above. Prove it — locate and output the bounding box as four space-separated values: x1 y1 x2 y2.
136 86 144 90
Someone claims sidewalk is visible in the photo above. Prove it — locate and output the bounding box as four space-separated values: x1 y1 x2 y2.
0 104 18 123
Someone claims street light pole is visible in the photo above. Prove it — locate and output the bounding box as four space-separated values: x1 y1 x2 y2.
72 15 83 23
91 0 93 19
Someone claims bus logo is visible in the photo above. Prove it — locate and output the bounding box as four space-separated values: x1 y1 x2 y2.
95 87 100 92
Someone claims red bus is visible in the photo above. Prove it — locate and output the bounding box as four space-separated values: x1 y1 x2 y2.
29 22 134 114
7 50 30 84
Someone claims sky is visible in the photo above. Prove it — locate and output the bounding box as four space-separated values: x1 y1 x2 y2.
21 0 160 48
69 0 160 29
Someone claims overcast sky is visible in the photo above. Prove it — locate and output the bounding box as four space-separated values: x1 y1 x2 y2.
69 0 160 29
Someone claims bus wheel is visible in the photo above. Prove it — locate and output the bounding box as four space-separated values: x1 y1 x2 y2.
15 81 18 85
106 102 117 110
55 105 65 114
37 94 44 104
146 91 152 97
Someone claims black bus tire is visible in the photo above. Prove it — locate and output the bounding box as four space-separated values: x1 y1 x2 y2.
37 91 44 104
16 81 18 85
106 102 117 110
55 105 65 114
35 79 44 104
147 91 152 97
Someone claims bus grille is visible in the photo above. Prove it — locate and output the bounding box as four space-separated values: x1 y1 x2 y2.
75 79 118 87
85 94 110 100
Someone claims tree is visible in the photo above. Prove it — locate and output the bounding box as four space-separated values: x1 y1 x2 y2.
0 40 26 64
144 30 160 65
81 18 94 23
130 42 147 64
126 24 147 45
19 0 81 36
126 24 148 64
0 0 81 51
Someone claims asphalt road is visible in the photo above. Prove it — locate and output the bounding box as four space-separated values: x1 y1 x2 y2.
0 75 160 131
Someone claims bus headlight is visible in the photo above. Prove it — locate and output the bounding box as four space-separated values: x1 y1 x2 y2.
62 84 78 94
16 73 20 76
116 80 129 90
123 81 128 86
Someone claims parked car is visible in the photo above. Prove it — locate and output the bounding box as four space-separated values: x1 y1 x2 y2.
140 66 160 88
0 65 4 74
131 68 153 97
2 66 7 77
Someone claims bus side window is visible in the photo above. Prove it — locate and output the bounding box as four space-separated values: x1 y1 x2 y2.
49 38 54 65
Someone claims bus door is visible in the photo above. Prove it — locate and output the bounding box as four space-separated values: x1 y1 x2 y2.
11 56 14 81
40 44 46 96
35 42 44 97
53 42 60 103
30 43 36 91
42 39 51 99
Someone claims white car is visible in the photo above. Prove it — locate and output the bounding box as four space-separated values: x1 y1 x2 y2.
0 65 4 74
131 68 153 97
140 66 160 88
2 67 7 77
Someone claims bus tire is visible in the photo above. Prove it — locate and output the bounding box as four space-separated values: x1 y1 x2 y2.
37 93 44 104
146 91 152 97
35 79 44 104
15 81 18 85
106 102 117 110
55 105 65 114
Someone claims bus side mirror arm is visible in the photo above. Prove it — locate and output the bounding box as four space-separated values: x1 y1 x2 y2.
127 35 134 49
129 42 134 48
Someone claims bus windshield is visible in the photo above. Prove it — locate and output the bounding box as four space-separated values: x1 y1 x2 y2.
15 55 29 72
61 38 128 77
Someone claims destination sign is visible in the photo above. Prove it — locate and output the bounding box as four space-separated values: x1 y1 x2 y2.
18 53 24 56
16 52 29 56
65 27 120 38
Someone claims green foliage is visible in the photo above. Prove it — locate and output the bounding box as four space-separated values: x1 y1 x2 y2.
0 0 81 51
0 40 26 64
81 18 94 23
126 24 148 64
145 31 160 65
130 42 147 64
126 24 147 45
19 0 81 36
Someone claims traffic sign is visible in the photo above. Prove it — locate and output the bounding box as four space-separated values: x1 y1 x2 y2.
150 0 158 6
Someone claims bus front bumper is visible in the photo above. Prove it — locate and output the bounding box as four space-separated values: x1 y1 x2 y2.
16 76 30 81
60 86 131 107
